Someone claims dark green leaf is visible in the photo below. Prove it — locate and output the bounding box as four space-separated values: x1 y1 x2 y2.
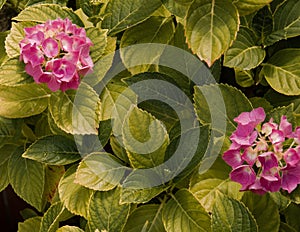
162 189 211 232
23 135 80 165
88 188 131 232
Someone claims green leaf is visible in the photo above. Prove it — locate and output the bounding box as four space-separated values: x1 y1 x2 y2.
0 83 49 118
224 27 266 70
0 117 22 146
13 4 83 26
98 119 112 147
123 106 169 168
194 83 253 136
211 192 258 232
18 216 42 232
0 160 9 192
233 0 272 16
75 152 128 191
0 31 8 65
283 203 300 232
124 71 194 131
88 188 131 232
58 165 94 218
40 201 73 232
8 147 46 211
120 16 175 75
99 78 137 137
0 0 6 10
86 27 107 63
0 58 33 86
22 135 80 165
185 0 239 66
49 83 100 134
43 165 65 203
279 222 298 232
120 185 166 204
190 178 243 212
265 0 300 46
82 36 117 87
101 0 162 35
269 192 291 211
260 48 300 95
56 226 85 232
163 0 193 18
165 126 210 182
266 104 294 126
249 97 273 112
123 204 165 232
241 192 280 232
162 189 211 232
252 6 273 45
234 69 255 87
5 21 36 58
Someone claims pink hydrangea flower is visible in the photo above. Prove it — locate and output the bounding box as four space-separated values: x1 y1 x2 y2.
223 107 300 194
19 18 93 91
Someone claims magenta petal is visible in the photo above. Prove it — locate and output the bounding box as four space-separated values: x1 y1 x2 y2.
281 172 299 193
230 125 257 147
279 115 293 138
230 165 256 190
21 44 44 66
248 178 267 195
223 149 243 168
258 152 278 171
260 175 281 192
255 138 268 151
242 147 257 166
25 63 43 83
46 75 61 92
269 129 285 144
234 107 266 127
293 127 300 144
261 119 278 136
284 148 300 166
42 37 59 58
60 73 80 91
51 58 76 81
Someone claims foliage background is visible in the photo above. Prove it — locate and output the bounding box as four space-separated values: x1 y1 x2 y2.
0 0 300 231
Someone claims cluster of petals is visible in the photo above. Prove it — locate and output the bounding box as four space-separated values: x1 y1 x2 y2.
20 18 93 91
223 107 300 194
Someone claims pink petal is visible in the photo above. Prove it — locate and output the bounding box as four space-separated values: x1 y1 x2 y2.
279 115 293 138
230 165 256 190
255 138 268 151
293 127 300 144
230 125 257 147
42 37 59 58
51 58 77 82
223 149 243 168
281 170 300 193
60 72 80 91
269 129 285 144
260 174 281 192
242 147 257 166
25 63 43 83
284 148 300 166
248 178 267 195
261 119 278 136
234 107 266 127
20 44 44 66
258 152 278 171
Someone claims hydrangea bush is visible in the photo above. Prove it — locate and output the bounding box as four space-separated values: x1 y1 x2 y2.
0 0 299 231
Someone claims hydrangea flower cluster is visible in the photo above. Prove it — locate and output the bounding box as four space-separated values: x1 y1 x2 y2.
223 107 300 194
19 18 93 91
